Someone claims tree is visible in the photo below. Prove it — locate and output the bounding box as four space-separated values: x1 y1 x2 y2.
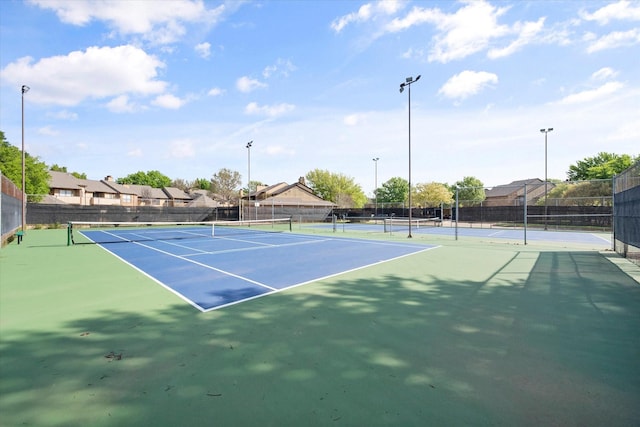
375 177 409 204
539 181 612 207
50 164 87 179
171 178 191 191
413 182 453 207
453 176 486 206
246 180 265 194
117 170 172 188
210 168 242 203
305 169 367 208
0 130 50 201
193 178 211 190
567 152 638 180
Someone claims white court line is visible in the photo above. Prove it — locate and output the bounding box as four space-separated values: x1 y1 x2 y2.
183 238 332 257
101 238 278 291
591 233 612 244
85 229 440 312
200 245 441 312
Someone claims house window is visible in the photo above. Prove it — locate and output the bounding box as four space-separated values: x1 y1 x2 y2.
59 189 74 197
121 194 132 203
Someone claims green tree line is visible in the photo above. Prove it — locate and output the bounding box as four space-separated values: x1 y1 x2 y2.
1 130 637 208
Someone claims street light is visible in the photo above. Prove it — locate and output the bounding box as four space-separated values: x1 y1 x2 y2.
399 75 421 238
246 140 253 221
21 85 30 234
373 157 379 215
540 128 553 231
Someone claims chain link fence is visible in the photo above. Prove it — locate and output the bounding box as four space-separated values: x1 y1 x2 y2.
1 171 23 246
614 161 640 266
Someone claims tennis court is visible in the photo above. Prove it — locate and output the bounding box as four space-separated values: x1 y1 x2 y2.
310 219 612 248
71 220 436 311
1 226 639 426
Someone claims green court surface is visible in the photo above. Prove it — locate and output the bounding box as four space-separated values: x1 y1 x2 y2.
1 228 639 426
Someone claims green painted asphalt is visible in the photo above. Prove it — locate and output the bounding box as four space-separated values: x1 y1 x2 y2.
1 228 639 426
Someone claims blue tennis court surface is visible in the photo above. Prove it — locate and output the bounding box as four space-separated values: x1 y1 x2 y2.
310 223 611 247
81 228 436 311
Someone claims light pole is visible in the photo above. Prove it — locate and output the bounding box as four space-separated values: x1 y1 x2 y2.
399 75 421 238
246 140 253 221
373 157 379 215
540 128 553 231
21 85 30 234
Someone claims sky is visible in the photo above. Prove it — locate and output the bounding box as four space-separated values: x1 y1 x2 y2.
1 0 639 196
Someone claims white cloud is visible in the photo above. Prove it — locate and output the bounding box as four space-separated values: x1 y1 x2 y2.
344 113 366 126
0 45 167 106
556 81 625 105
591 67 618 81
236 76 267 93
244 102 295 117
207 87 223 96
127 148 143 157
195 42 211 59
27 0 226 45
586 29 640 53
106 95 137 113
386 1 512 63
438 71 498 101
168 139 195 158
330 1 403 33
46 110 78 120
580 0 640 25
152 94 187 109
262 58 297 79
488 17 545 59
265 145 295 156
37 126 60 136
382 1 554 63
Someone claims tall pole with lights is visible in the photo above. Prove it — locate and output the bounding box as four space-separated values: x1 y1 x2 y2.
21 85 30 234
246 140 253 221
399 75 421 238
540 128 553 231
373 157 379 215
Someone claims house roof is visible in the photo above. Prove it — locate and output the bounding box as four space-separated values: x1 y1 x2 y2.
101 180 142 196
48 170 81 190
251 181 334 206
187 190 219 207
77 178 117 194
486 179 546 198
163 187 192 200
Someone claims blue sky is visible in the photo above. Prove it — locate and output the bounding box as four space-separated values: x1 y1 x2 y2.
1 0 639 195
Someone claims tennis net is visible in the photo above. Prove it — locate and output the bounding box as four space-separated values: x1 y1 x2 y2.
67 218 292 245
383 217 442 233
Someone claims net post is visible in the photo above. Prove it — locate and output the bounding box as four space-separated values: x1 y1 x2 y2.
67 222 72 246
611 174 616 251
289 216 292 232
455 187 459 241
523 183 527 245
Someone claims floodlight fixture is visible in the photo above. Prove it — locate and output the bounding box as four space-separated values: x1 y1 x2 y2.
21 85 30 235
398 75 421 238
246 141 253 220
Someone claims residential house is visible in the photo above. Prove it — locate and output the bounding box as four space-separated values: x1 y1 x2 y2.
484 178 555 206
245 178 334 221
48 171 122 206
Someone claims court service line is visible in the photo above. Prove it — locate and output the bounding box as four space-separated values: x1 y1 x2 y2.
200 245 441 312
107 239 278 292
183 237 332 257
